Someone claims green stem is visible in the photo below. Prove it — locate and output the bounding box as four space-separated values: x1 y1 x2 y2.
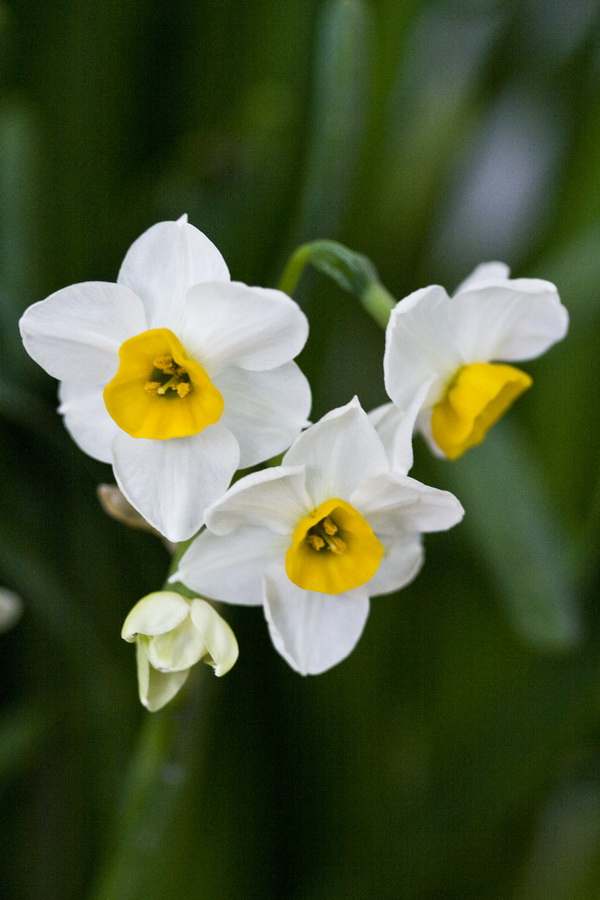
87 537 210 900
87 668 209 900
360 281 396 329
278 244 313 296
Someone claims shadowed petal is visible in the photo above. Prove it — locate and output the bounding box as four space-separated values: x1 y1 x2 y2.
367 532 424 597
175 526 287 607
136 641 189 711
368 377 434 474
189 599 239 675
384 286 462 411
112 423 240 541
203 466 310 536
58 381 117 463
263 568 370 675
216 362 311 468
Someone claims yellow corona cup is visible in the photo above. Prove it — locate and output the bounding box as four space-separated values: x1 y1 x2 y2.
285 497 384 594
431 362 532 460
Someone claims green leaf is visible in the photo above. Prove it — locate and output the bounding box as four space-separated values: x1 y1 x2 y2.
440 419 582 653
287 0 373 243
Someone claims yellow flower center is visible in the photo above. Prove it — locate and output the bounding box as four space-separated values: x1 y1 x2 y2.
431 362 532 460
285 498 383 594
103 328 224 440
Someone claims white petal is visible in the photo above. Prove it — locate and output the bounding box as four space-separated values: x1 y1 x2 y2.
19 282 147 384
180 282 309 375
384 286 463 411
454 261 510 293
415 407 448 459
283 399 388 502
136 640 189 711
122 591 190 642
58 381 117 463
146 615 208 672
175 526 286 607
112 424 240 542
263 567 370 675
216 362 311 468
189 599 239 676
204 466 311 535
367 532 424 596
351 472 464 534
368 377 434 475
117 218 230 331
450 279 569 362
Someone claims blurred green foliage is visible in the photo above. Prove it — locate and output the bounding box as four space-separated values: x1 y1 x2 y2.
2 0 600 897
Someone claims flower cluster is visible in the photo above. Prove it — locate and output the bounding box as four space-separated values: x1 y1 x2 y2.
19 219 569 708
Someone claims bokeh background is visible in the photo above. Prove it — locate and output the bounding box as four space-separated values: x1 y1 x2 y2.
2 0 600 897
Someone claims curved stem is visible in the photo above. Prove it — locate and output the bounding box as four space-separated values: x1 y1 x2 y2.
360 281 396 329
278 244 313 296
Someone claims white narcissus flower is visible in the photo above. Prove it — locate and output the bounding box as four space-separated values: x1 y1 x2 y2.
375 262 568 464
174 399 464 676
19 216 311 541
122 591 239 711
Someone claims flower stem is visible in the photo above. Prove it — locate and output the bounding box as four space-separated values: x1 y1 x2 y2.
278 244 313 296
86 666 210 900
359 281 396 329
87 537 210 900
278 239 396 329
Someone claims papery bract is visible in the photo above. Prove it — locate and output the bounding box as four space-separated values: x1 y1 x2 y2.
174 399 463 675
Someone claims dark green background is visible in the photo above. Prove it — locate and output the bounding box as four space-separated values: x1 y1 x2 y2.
2 1 600 897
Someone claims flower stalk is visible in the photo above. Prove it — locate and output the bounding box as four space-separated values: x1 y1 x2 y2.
86 666 209 900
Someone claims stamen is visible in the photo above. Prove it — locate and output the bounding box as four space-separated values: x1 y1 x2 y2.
327 536 346 554
306 517 347 554
146 356 192 399
322 516 337 536
104 327 224 440
153 355 178 374
156 374 181 395
286 497 384 594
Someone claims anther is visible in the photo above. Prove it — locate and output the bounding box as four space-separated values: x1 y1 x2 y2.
153 355 178 374
327 536 346 554
322 517 337 536
306 516 347 554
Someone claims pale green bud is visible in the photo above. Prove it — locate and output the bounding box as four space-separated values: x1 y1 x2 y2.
122 591 239 711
